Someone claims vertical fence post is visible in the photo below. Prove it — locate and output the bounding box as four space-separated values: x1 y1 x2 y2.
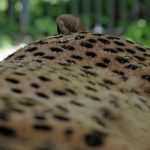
82 0 90 27
119 0 127 24
71 0 78 15
107 0 115 32
59 1 66 14
7 0 14 18
132 0 139 20
145 0 150 21
94 0 102 24
93 0 104 33
20 0 29 34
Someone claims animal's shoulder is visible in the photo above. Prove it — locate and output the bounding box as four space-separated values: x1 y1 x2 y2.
0 32 149 150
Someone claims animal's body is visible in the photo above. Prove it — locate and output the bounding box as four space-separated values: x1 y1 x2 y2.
0 15 150 150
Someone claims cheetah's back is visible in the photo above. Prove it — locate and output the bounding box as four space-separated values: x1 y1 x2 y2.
0 32 150 150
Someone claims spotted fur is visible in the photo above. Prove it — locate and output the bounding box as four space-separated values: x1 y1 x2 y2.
0 32 150 150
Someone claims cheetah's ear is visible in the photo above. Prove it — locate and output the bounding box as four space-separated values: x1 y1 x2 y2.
56 17 62 34
57 22 61 34
57 16 68 34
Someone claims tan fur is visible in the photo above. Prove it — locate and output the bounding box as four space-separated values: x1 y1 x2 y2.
57 14 89 34
0 24 150 150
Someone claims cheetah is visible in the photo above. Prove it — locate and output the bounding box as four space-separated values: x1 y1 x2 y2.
0 14 150 150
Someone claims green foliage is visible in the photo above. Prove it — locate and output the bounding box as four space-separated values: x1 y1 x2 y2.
123 19 150 46
29 17 56 39
0 0 150 48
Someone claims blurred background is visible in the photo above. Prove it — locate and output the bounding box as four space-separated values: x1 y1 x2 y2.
0 0 150 60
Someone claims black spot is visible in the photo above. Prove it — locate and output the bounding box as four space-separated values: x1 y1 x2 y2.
96 63 107 68
15 55 25 60
82 70 97 77
92 116 106 127
98 38 110 44
87 39 97 43
38 76 50 81
115 56 129 64
144 88 150 95
34 115 46 120
5 53 15 59
0 126 15 137
11 88 22 94
56 105 68 112
85 51 97 57
53 90 67 96
125 39 134 44
80 41 93 48
147 47 150 51
125 64 139 70
135 46 146 52
34 52 45 56
34 40 48 45
35 59 42 63
10 108 24 113
134 55 145 61
115 47 124 52
13 72 26 76
98 82 109 89
125 48 135 54
144 53 150 57
65 88 76 95
25 47 38 52
59 76 70 82
71 55 83 60
79 32 88 34
5 78 20 84
53 115 70 122
30 83 40 88
121 76 128 81
86 94 101 101
114 41 125 46
42 56 55 60
70 101 83 107
141 75 150 81
50 47 63 52
101 108 117 120
64 128 73 136
88 80 95 85
62 45 75 51
58 62 70 67
107 36 120 40
85 86 97 92
82 65 92 69
33 124 52 131
113 70 125 75
0 111 9 121
103 79 115 85
66 59 76 64
92 33 104 37
85 131 107 147
103 48 117 53
102 58 110 64
19 100 35 107
36 92 49 99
